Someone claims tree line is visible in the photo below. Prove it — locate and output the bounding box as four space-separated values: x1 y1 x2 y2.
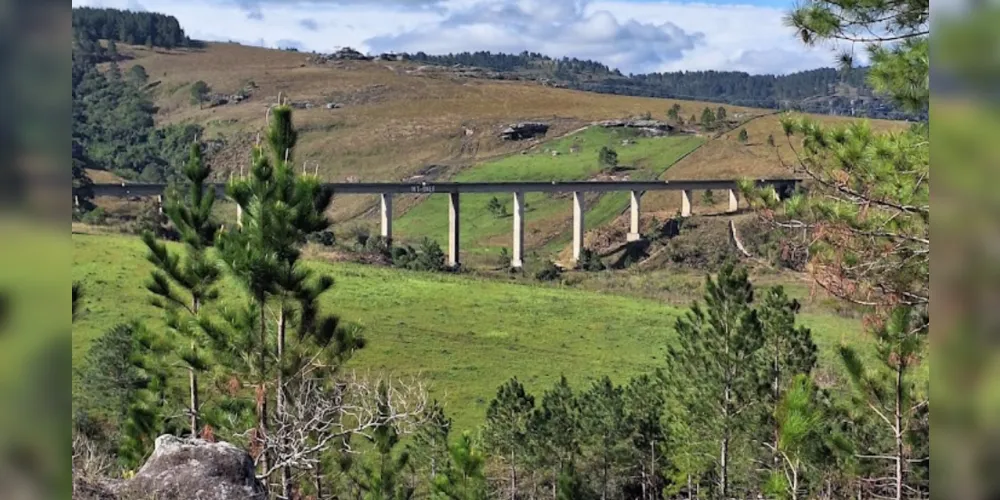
399 51 924 121
72 27 204 207
72 7 193 49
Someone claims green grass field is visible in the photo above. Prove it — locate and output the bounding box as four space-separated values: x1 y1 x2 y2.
73 232 870 431
394 129 703 258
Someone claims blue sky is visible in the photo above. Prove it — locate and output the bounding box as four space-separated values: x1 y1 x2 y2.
73 0 854 75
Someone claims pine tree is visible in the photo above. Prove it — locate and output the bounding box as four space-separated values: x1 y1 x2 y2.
408 401 452 488
354 382 414 500
528 376 580 497
120 321 177 468
667 103 682 122
77 323 145 435
763 374 825 500
142 142 221 437
738 128 749 143
786 0 927 112
483 378 535 500
716 106 728 122
700 108 716 130
757 286 817 470
624 373 668 500
839 306 927 499
556 460 593 500
665 262 764 498
598 146 618 171
578 376 631 500
217 104 360 494
433 432 489 500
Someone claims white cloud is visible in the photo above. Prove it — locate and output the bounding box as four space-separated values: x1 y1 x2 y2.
366 0 705 73
71 0 854 74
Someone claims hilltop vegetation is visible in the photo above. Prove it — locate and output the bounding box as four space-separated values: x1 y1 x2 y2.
403 50 925 121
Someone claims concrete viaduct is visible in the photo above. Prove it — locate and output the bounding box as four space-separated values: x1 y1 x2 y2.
77 178 799 268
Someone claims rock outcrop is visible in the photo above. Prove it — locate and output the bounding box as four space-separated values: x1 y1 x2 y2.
596 119 676 137
77 435 268 500
500 122 549 140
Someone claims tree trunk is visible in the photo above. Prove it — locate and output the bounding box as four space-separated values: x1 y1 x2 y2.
189 357 199 436
720 434 729 500
650 440 657 500
510 450 517 500
773 349 781 470
314 463 323 500
277 307 292 500
894 363 904 500
190 298 201 437
687 473 692 500
257 301 270 478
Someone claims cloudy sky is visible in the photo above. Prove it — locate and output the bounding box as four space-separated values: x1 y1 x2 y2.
72 0 857 75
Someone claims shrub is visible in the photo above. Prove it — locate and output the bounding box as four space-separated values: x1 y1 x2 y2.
702 189 716 205
364 235 391 258
308 230 336 247
81 207 107 225
535 260 562 281
349 226 371 249
598 146 618 171
129 200 168 237
486 196 507 218
496 247 513 272
577 248 606 271
393 238 445 272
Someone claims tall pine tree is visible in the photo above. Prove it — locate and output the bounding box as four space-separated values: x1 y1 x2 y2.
483 377 535 500
665 262 764 498
142 142 221 437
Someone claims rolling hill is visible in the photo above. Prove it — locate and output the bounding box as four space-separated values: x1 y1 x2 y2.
93 41 905 260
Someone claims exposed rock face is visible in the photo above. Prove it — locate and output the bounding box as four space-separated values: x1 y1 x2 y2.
596 119 676 137
500 122 549 140
117 435 267 500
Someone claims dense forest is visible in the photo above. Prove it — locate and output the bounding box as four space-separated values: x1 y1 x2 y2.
72 8 203 196
402 51 925 121
71 7 192 49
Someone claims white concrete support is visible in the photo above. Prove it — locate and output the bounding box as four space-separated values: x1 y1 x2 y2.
380 193 393 242
628 190 642 242
512 192 525 268
156 194 164 215
681 189 692 217
448 192 460 268
727 188 739 213
572 191 585 262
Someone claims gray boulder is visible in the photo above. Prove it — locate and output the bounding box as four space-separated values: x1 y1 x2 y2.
500 122 549 140
118 435 267 500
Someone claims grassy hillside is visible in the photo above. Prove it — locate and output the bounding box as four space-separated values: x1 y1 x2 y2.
108 44 894 211
393 128 703 259
73 232 874 431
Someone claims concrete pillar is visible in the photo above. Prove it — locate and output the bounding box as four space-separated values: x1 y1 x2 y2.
681 189 692 217
380 193 393 242
727 188 739 213
572 191 585 262
628 190 641 242
448 192 460 268
156 194 164 215
512 192 525 268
